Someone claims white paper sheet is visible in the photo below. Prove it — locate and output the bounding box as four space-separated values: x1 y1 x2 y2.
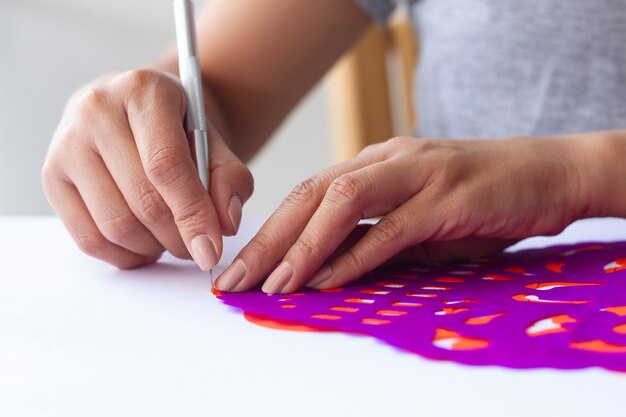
1 216 625 417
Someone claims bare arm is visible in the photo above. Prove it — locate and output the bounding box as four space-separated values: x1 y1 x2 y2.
154 0 370 161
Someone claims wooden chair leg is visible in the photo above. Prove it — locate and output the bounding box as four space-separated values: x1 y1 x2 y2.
327 10 418 163
327 25 393 162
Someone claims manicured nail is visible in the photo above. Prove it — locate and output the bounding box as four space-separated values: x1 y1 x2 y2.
306 266 332 288
215 259 247 291
228 195 243 234
262 262 293 294
190 234 219 271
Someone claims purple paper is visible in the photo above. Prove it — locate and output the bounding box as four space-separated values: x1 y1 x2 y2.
216 242 626 372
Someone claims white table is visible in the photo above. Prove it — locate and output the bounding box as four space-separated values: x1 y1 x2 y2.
1 216 625 417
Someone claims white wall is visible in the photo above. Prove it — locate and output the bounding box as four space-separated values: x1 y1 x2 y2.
0 0 332 217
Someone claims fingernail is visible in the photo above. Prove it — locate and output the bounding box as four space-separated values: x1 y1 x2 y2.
215 259 247 291
228 195 243 234
262 262 293 294
306 265 332 288
190 234 219 271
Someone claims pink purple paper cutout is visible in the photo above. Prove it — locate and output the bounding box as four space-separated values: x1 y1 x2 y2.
216 242 626 372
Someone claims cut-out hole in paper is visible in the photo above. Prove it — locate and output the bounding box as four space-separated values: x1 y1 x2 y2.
376 282 405 288
512 294 590 304
505 266 532 275
330 306 359 313
406 292 437 298
362 318 390 325
433 329 489 351
602 306 626 316
526 315 577 336
361 289 390 295
391 301 422 307
311 314 341 320
216 241 626 372
421 286 451 291
613 323 626 334
465 313 506 325
571 340 626 353
482 274 514 281
436 277 465 283
377 310 407 317
435 308 469 316
345 298 375 304
604 258 626 273
525 282 600 291
442 299 478 305
545 262 565 273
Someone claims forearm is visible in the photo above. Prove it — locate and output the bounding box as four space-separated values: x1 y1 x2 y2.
152 0 370 163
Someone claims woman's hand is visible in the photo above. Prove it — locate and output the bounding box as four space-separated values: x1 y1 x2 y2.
42 69 253 270
216 135 598 293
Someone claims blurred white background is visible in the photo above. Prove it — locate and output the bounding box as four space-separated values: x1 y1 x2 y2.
0 0 332 216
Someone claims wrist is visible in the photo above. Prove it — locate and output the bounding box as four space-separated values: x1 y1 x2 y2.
561 130 626 219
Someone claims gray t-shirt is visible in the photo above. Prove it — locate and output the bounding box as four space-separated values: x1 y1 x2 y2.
356 0 626 138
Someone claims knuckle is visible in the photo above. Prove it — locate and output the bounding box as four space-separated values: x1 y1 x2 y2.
135 185 170 224
341 248 366 271
79 87 108 111
120 69 183 108
108 251 150 270
75 232 109 257
359 142 384 156
285 174 327 206
114 259 142 270
409 140 468 184
371 216 404 245
246 232 277 255
217 159 255 199
293 233 317 256
168 245 191 260
385 136 412 148
420 139 462 161
40 161 59 192
172 202 209 231
75 88 109 123
121 68 159 91
326 174 365 206
100 212 142 246
144 146 187 187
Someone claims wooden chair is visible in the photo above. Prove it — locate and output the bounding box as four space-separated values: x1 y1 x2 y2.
327 7 418 162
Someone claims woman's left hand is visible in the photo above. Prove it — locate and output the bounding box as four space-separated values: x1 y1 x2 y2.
215 135 597 293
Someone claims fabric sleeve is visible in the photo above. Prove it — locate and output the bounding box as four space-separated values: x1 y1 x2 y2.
354 0 398 25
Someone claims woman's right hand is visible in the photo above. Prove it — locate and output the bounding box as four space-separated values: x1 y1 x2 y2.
42 69 254 270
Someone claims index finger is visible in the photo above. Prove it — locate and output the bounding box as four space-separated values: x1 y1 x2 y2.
214 147 387 292
124 71 222 271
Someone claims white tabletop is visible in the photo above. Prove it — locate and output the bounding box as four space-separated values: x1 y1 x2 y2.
1 216 626 417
